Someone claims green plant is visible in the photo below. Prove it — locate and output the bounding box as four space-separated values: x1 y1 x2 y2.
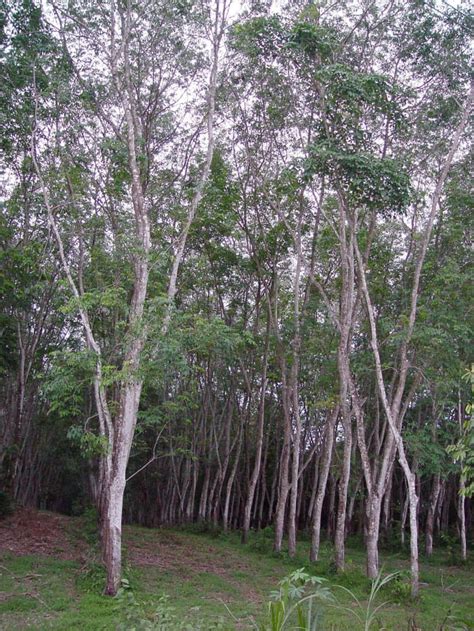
331 570 400 631
116 583 226 630
179 520 223 539
79 506 100 545
76 561 107 593
250 530 274 555
258 568 333 630
439 532 464 566
384 571 412 604
435 605 470 630
116 585 176 630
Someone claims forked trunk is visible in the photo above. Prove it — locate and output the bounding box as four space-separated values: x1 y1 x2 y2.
100 381 142 595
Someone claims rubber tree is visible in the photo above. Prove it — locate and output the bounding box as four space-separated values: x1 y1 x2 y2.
30 0 229 595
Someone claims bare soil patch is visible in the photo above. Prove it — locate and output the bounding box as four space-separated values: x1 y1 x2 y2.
0 510 261 603
0 509 83 561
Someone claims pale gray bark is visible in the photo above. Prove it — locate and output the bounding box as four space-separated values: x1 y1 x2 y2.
162 0 229 334
354 79 473 596
242 320 269 542
310 407 338 562
425 474 441 556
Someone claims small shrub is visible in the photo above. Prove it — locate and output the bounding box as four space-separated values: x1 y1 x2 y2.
76 561 107 593
115 584 226 630
260 568 333 630
383 571 413 604
249 531 273 554
261 525 275 539
439 532 465 566
79 505 100 544
179 521 223 538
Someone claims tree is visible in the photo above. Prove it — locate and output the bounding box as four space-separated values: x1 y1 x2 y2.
28 0 229 594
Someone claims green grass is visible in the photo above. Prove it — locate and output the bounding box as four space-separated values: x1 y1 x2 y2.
0 517 473 629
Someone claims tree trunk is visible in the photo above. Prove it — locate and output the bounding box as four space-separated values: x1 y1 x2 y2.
273 368 292 553
425 474 441 556
273 434 290 553
223 424 243 533
288 391 302 557
310 407 337 562
366 494 382 579
400 486 409 545
327 474 336 540
334 416 352 571
406 470 420 597
458 479 467 562
308 453 320 525
242 329 269 542
198 467 211 522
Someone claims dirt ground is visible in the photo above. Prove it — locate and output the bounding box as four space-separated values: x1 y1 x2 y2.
0 509 84 561
0 510 262 603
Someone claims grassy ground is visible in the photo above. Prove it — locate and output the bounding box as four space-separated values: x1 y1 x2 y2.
0 511 473 630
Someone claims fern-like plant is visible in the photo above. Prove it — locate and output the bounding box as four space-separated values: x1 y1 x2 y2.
258 567 334 631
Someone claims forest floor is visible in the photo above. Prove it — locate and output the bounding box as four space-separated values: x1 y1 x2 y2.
0 509 473 630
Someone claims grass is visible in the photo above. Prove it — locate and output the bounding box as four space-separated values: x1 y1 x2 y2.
0 515 473 630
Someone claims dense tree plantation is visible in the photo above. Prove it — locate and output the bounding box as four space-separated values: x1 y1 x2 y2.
1 0 473 623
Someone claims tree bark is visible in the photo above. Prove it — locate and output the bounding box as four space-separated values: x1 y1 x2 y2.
242 319 269 542
310 407 338 562
425 474 441 556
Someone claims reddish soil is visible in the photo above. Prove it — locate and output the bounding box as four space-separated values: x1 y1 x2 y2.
0 509 84 561
0 510 262 603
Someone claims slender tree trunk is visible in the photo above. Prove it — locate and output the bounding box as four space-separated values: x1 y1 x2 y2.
435 479 445 537
348 474 363 536
242 324 269 542
310 407 338 562
198 467 211 522
400 490 409 546
458 479 467 562
425 474 441 556
327 474 336 540
273 363 292 553
273 429 290 553
223 424 243 533
308 453 321 525
457 392 467 561
258 432 269 529
382 471 393 537
366 493 382 579
288 392 302 557
333 194 357 571
335 416 352 571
